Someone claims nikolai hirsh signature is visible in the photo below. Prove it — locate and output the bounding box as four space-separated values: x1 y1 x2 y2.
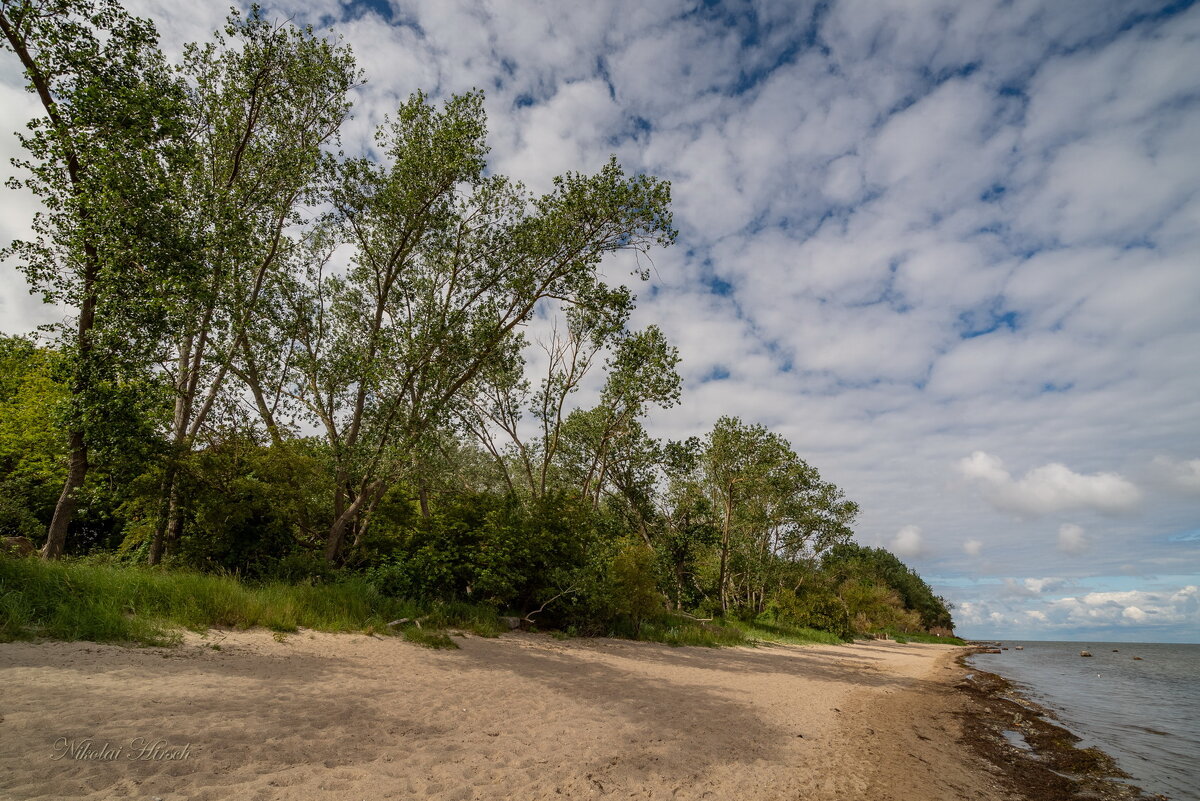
50 737 193 761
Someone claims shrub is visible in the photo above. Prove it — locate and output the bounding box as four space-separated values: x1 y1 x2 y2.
607 541 666 634
766 587 852 640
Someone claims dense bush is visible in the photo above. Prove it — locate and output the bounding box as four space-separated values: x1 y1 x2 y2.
766 587 852 640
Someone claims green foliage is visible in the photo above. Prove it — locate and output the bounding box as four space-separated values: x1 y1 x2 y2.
607 541 665 633
722 617 846 646
634 617 748 647
822 543 954 631
882 629 966 645
766 587 853 640
0 337 66 538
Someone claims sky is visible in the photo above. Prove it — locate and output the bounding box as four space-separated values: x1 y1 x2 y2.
1 0 1197 642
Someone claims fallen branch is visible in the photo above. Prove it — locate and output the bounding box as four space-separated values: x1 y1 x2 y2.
523 585 579 624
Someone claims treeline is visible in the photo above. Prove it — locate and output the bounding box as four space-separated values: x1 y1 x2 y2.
0 0 953 640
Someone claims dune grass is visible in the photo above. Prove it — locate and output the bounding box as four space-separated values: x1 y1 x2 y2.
884 629 966 645
0 556 501 647
722 617 847 646
633 617 750 647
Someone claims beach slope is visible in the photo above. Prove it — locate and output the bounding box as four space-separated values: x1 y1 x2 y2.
1 632 1009 800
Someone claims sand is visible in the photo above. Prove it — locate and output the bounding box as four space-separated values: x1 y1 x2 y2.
0 631 1015 801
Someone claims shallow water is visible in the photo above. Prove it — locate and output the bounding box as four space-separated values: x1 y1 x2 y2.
969 641 1200 800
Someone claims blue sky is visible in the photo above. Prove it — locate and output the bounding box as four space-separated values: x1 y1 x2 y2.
2 0 1197 641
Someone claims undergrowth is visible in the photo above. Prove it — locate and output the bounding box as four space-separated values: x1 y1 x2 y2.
0 557 959 651
0 557 499 647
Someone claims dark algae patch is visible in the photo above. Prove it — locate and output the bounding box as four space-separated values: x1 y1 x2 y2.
955 650 1166 801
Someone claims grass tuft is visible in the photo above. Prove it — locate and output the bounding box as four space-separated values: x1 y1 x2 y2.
400 627 459 649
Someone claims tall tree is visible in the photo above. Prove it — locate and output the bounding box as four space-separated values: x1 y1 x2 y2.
277 91 675 562
147 8 357 564
1 0 193 558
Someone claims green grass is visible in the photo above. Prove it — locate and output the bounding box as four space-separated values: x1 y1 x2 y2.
882 629 966 645
607 614 846 648
0 556 501 647
722 617 847 646
635 617 749 647
400 627 459 649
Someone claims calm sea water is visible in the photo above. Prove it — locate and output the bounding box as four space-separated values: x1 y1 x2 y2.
969 641 1200 800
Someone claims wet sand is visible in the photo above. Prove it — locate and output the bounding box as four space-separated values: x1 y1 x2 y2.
1 631 1014 800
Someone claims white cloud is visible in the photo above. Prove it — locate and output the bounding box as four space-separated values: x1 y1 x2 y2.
946 581 1199 639
1049 586 1200 629
1000 576 1067 598
1057 523 1088 555
963 539 983 557
890 525 925 558
958 451 1142 517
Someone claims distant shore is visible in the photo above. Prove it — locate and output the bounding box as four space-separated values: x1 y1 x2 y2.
0 631 1154 800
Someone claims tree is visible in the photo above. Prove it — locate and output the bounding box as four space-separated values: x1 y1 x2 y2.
700 416 857 613
277 91 675 562
1 0 194 558
147 7 357 564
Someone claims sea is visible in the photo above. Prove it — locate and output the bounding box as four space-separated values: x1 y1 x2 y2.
968 641 1200 800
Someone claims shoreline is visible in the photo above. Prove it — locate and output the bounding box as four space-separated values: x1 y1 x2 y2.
954 649 1163 801
0 629 1156 800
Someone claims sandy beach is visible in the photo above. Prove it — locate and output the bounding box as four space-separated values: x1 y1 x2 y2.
0 632 1011 801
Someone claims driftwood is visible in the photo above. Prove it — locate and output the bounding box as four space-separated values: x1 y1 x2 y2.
386 617 424 630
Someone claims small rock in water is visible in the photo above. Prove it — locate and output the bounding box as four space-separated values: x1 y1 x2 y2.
1133 656 1144 660
1079 650 1093 657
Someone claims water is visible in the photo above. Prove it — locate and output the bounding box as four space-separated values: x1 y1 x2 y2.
969 641 1200 800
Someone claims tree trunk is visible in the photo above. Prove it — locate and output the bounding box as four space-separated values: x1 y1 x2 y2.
324 482 378 563
324 511 351 563
418 484 430 518
147 460 179 565
42 430 87 559
717 494 733 613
